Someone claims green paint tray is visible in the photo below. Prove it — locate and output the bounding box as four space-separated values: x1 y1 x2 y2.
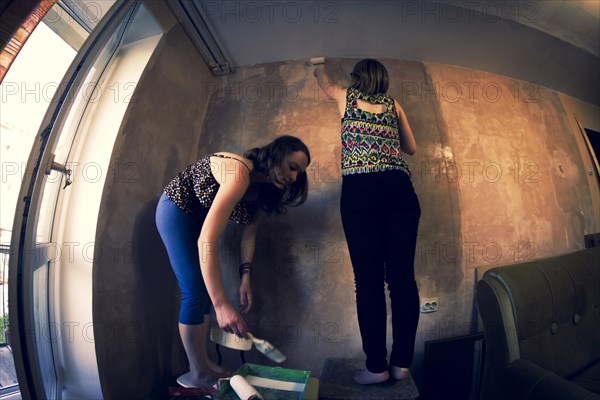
214 363 311 400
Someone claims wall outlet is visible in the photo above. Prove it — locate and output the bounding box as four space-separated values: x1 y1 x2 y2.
420 297 439 313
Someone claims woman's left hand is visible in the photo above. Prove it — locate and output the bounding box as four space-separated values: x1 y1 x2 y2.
239 275 253 314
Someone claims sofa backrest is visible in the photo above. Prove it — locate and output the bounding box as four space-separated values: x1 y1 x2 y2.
477 247 600 378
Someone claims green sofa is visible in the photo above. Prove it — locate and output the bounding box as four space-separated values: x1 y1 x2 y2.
476 247 600 400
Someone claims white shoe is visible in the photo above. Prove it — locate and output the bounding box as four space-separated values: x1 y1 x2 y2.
176 372 194 388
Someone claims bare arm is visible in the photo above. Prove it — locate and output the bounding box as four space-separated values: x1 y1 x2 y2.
240 215 259 265
238 213 261 314
314 67 347 118
394 100 417 155
198 159 250 336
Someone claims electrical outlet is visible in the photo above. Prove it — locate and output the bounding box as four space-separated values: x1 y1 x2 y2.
420 297 439 313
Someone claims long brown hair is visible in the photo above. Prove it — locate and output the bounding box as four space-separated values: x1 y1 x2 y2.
244 135 311 214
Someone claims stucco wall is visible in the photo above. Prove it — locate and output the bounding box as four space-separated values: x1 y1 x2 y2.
93 34 599 399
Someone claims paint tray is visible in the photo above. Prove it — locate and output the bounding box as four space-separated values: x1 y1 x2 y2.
214 363 311 400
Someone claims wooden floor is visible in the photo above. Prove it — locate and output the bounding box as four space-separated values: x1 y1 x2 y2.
0 344 18 390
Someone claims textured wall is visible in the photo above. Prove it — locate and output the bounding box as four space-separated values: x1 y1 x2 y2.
427 64 595 258
93 38 599 399
417 64 597 382
181 58 464 384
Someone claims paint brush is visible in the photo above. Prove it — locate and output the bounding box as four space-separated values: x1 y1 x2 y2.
246 332 287 363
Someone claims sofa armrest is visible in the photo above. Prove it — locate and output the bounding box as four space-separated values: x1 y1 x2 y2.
505 359 600 400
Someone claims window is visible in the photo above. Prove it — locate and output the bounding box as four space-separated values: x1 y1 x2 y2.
3 1 161 397
0 1 98 395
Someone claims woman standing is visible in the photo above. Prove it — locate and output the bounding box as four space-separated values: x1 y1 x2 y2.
314 59 421 384
155 135 310 388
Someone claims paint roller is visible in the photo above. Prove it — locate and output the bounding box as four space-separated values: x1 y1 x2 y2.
309 56 325 65
230 375 264 400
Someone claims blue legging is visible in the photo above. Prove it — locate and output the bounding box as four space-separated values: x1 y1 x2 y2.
155 192 211 324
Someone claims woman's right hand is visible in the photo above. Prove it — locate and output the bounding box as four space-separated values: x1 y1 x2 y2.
215 302 247 338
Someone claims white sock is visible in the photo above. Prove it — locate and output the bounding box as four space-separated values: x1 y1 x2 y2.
353 369 390 385
391 366 411 380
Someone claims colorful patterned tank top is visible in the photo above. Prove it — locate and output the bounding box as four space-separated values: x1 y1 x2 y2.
164 154 257 225
341 87 411 177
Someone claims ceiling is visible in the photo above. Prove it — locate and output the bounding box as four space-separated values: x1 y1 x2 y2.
70 0 600 106
186 0 600 106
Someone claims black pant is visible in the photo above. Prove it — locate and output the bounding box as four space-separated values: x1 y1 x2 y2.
340 170 421 373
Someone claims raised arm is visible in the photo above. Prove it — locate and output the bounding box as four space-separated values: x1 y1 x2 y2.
198 159 250 337
394 100 417 155
314 66 347 118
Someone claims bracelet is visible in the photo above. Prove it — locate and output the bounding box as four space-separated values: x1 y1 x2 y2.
239 262 253 279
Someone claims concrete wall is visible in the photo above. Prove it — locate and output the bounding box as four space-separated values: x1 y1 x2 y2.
93 33 599 399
